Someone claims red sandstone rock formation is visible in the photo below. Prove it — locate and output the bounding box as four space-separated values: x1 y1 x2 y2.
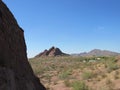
36 46 69 57
0 1 45 90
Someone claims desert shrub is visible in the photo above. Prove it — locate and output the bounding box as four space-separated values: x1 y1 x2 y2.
114 71 119 79
105 79 114 90
64 80 71 87
32 65 46 75
59 69 72 79
101 74 107 79
106 79 112 85
71 81 89 90
114 74 119 79
106 60 119 73
45 74 51 79
82 71 94 80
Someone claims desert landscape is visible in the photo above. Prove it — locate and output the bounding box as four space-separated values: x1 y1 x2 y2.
1 0 120 90
29 47 120 90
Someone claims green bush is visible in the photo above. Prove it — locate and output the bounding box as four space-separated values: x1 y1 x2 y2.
59 69 72 79
82 71 94 80
106 60 119 72
71 81 89 90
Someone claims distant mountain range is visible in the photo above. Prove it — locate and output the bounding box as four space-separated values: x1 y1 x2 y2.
72 49 120 57
35 47 120 57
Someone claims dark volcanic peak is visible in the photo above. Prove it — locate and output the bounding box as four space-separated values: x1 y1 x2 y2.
35 46 69 57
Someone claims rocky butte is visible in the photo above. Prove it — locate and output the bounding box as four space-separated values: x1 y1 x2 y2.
0 1 45 90
35 46 69 57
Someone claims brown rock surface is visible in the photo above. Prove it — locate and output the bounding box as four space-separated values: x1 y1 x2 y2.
0 1 45 90
36 46 69 57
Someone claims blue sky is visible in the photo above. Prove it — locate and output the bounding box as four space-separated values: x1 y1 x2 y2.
3 0 120 58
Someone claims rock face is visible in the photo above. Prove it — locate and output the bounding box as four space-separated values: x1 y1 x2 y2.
36 46 69 57
0 1 45 90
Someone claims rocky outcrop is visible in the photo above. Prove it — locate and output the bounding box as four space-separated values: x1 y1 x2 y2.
0 1 45 90
36 46 69 57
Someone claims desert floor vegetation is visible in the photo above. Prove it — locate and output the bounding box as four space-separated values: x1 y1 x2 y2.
29 56 120 90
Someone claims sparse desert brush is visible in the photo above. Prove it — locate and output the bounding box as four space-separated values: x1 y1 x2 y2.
29 56 119 90
115 70 119 74
96 77 101 81
64 80 71 87
106 60 119 73
71 81 89 90
43 74 51 83
34 68 45 75
59 69 72 79
114 74 119 80
101 74 107 79
106 79 112 85
114 70 119 79
105 79 114 90
82 71 94 80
